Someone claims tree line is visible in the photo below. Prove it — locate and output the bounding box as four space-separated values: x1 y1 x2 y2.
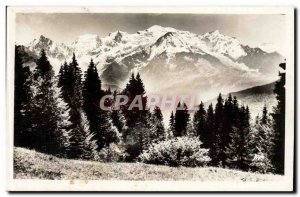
14 46 285 174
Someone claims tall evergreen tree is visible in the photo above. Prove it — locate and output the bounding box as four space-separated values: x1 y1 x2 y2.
82 59 119 151
232 96 239 125
169 111 175 137
14 46 33 147
151 106 165 142
193 102 207 145
226 126 250 171
57 54 101 158
226 105 251 170
174 101 190 137
223 94 234 140
206 104 218 166
271 62 286 174
248 110 275 173
214 93 225 166
82 59 102 147
121 73 151 160
30 49 71 156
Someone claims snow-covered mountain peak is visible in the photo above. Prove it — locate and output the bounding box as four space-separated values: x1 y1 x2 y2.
29 35 53 47
27 35 72 61
107 30 128 43
208 30 221 36
22 25 281 92
146 25 176 33
73 34 101 45
71 34 102 56
202 30 246 59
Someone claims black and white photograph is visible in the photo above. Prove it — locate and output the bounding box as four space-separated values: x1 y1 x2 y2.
6 7 295 191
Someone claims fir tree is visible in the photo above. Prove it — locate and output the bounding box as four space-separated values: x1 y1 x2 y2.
223 95 234 141
80 112 100 160
214 93 225 166
271 62 286 174
58 54 103 158
193 102 207 146
226 104 252 170
169 111 175 136
30 49 71 156
111 109 127 135
82 59 104 150
14 46 33 147
174 101 190 137
151 106 165 142
226 126 250 171
248 112 275 173
232 96 239 125
121 73 151 160
206 104 218 166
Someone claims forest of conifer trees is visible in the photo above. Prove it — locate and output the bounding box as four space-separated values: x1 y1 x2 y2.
14 47 286 174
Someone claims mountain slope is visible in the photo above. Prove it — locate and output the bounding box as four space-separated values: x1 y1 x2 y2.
204 82 277 118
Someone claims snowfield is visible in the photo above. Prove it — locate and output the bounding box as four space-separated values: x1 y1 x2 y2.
14 147 282 181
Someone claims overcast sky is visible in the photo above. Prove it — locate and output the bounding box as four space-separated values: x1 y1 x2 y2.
15 13 287 55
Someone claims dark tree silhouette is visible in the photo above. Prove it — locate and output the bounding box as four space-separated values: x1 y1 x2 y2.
121 73 151 160
82 59 102 147
169 111 175 136
226 104 252 170
271 62 286 174
14 46 33 148
206 103 219 166
214 93 225 166
193 102 207 146
222 94 234 165
174 101 190 137
151 106 165 142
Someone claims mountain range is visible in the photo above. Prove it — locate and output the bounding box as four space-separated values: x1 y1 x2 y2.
18 25 284 102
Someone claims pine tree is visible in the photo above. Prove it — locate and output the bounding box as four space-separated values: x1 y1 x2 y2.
214 93 225 166
169 111 175 137
58 54 104 158
193 102 207 146
14 46 33 147
150 106 165 142
227 104 252 170
30 49 71 156
206 104 218 166
248 112 275 173
121 73 151 160
223 94 234 145
226 126 250 171
271 62 286 174
58 61 67 88
80 112 99 160
111 109 127 135
174 101 190 137
82 59 105 150
232 96 239 125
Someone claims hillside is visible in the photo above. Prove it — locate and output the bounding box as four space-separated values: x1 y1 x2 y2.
230 81 276 98
14 147 281 181
204 82 277 118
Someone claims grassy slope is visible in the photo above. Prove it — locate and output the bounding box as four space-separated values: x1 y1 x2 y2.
14 147 281 181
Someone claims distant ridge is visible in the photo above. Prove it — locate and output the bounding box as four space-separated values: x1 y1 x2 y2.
230 81 276 99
